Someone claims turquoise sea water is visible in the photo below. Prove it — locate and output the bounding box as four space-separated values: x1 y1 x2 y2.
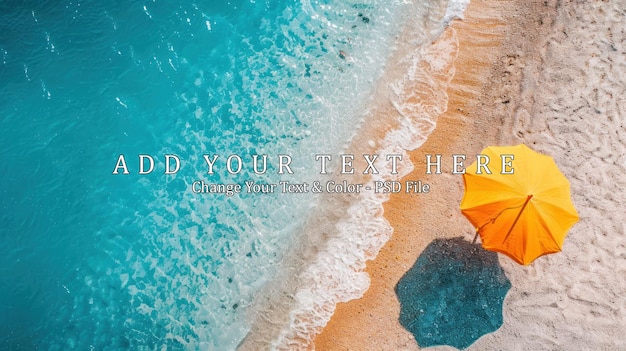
0 1 413 349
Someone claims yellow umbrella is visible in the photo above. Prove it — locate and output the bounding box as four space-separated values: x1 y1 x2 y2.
460 144 579 265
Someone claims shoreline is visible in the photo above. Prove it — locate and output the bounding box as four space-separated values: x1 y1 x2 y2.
238 1 464 348
314 0 559 349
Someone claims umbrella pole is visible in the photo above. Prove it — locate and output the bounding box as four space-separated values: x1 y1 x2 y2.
472 231 478 244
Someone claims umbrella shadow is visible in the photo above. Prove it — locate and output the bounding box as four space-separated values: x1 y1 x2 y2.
395 237 511 350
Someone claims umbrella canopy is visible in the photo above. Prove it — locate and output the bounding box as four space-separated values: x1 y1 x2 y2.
460 144 579 265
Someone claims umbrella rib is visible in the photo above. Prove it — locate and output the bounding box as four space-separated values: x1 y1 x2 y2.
502 195 533 243
476 201 524 233
473 201 527 244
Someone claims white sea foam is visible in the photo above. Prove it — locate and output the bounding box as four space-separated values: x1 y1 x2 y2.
236 1 465 349
443 0 470 24
95 1 416 350
270 26 460 351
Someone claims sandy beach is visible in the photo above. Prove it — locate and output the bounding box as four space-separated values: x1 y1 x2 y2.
2 0 622 348
314 0 626 350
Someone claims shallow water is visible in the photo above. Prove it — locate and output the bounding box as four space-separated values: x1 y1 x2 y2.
0 0 419 349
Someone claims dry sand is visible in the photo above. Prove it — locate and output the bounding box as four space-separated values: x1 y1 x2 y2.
314 0 626 350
